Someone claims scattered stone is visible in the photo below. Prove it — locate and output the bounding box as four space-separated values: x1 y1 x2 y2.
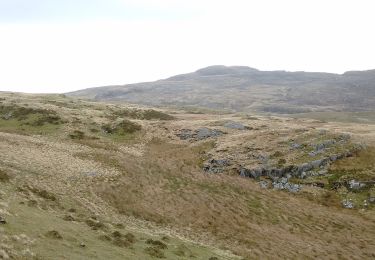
203 159 230 173
342 199 354 209
80 242 86 248
312 139 336 152
368 197 375 204
273 180 301 193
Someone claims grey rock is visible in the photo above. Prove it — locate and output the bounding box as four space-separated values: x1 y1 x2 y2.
312 139 335 152
0 216 6 224
209 159 229 166
291 143 302 149
196 128 223 140
285 183 301 193
204 159 230 173
259 181 269 189
342 199 354 209
177 128 223 140
298 163 313 174
2 112 13 120
280 177 288 184
272 180 301 193
300 172 307 179
318 169 328 175
329 155 338 162
368 197 375 204
348 180 366 191
176 129 194 140
272 182 284 190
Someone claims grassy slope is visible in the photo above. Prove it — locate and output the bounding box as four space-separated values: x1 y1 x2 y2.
0 92 374 259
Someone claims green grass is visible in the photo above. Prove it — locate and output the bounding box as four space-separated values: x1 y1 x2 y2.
0 104 63 135
0 183 234 260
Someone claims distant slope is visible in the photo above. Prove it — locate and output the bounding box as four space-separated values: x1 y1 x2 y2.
67 65 375 113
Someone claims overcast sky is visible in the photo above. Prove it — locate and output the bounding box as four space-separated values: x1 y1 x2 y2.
0 0 374 93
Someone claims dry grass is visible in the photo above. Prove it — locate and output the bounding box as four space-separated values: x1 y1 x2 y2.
0 92 374 259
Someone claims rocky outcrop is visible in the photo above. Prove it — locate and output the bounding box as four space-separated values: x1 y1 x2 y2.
239 150 355 181
272 178 301 193
177 128 224 140
203 159 230 173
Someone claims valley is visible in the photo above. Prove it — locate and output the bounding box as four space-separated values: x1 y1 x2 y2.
0 92 374 259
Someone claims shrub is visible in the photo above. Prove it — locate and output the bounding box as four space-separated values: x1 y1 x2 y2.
102 119 141 135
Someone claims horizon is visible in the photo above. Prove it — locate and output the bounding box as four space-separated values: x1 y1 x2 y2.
4 64 375 95
0 0 374 93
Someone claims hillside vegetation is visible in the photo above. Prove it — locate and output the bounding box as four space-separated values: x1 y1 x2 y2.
67 66 375 116
0 92 374 259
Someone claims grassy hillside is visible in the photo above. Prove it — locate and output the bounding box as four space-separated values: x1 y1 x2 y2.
0 92 374 259
67 65 375 114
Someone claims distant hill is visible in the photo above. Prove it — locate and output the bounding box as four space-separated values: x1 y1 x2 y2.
67 65 375 113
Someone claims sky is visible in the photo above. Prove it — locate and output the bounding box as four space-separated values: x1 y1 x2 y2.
0 0 374 93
